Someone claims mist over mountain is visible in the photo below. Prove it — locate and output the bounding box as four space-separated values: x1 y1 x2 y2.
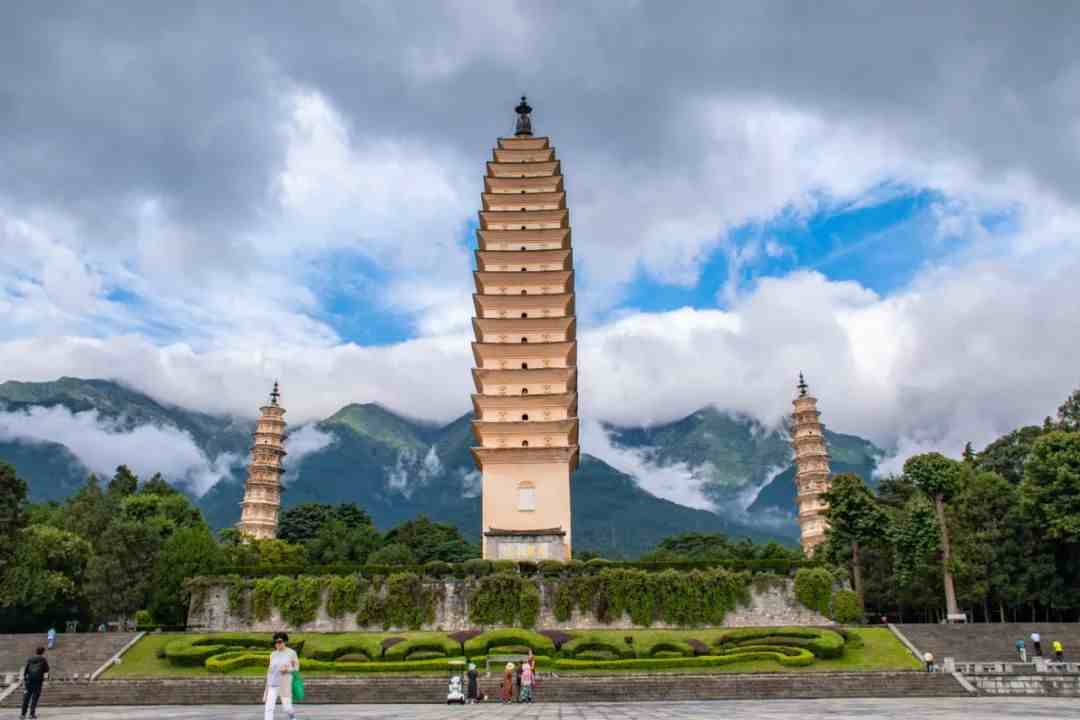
0 377 885 556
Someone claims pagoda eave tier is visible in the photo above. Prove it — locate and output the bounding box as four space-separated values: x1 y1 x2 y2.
486 160 560 178
470 418 578 442
484 175 563 194
471 445 580 471
473 317 576 341
474 270 573 294
492 148 556 163
471 341 576 368
477 228 571 251
478 209 568 231
472 391 578 416
482 192 566 212
472 367 578 393
473 293 574 318
497 136 550 150
476 249 572 271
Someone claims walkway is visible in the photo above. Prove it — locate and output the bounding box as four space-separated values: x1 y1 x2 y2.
21 698 1077 719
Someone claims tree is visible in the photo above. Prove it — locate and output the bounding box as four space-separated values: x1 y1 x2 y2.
149 525 223 625
975 426 1045 485
278 502 374 544
641 532 737 562
1057 388 1080 431
1021 431 1080 543
306 520 383 565
0 462 28 575
904 452 963 618
64 475 112 547
822 473 888 607
0 525 91 622
383 515 468 564
140 473 178 496
367 543 417 565
84 521 162 620
107 465 139 498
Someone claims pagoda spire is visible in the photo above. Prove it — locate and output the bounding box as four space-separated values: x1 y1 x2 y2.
790 374 832 556
470 106 578 561
237 382 288 540
514 96 533 137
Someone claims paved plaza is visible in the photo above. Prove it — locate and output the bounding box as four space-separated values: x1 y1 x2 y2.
20 698 1078 719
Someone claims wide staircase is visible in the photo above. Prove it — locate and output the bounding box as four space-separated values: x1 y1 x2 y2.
0 671 965 706
0 633 138 679
897 623 1080 663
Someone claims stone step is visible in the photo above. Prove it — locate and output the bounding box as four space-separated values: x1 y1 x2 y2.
0 634 139 677
0 672 965 706
897 623 1080 663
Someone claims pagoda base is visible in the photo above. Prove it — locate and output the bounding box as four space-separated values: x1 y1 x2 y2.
484 527 567 561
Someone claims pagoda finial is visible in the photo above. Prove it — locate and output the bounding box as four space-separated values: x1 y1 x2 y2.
797 372 808 397
514 95 533 137
269 380 280 406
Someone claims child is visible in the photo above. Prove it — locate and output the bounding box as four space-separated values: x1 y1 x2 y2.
520 660 534 703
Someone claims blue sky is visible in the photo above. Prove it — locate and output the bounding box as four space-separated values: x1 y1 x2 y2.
1 2 1078 471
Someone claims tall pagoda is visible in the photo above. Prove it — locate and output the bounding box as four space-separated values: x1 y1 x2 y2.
470 97 579 560
237 382 288 540
791 373 832 555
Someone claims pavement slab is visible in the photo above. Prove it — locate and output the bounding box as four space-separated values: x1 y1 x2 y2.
16 698 1077 719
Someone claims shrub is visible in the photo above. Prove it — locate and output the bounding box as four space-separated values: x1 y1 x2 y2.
713 627 846 660
468 573 540 627
325 575 364 619
464 629 556 658
383 636 462 661
517 561 538 576
207 650 269 673
463 559 493 577
134 609 153 627
491 560 518 574
423 561 453 578
653 651 683 659
537 560 565 577
553 649 814 671
448 629 482 644
538 630 574 650
164 634 297 667
562 634 636 659
831 590 862 623
383 573 440 630
563 560 586 575
302 635 380 661
642 640 693 658
794 567 834 616
407 651 445 661
687 639 708 655
208 656 459 674
367 543 417 566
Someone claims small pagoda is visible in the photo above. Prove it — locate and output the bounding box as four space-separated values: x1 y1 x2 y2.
470 97 580 561
237 382 288 540
791 374 832 555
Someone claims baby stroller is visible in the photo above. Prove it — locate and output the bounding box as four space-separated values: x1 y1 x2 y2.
447 660 466 705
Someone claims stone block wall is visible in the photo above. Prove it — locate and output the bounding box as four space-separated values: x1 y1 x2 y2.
967 673 1080 697
188 576 831 632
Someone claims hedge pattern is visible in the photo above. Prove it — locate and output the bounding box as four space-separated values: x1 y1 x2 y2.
463 629 556 657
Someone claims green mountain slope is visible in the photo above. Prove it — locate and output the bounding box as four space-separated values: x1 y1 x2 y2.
0 377 884 556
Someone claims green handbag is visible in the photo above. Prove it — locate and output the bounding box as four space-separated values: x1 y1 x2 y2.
291 671 305 701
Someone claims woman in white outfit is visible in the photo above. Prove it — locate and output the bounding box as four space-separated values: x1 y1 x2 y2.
264 632 299 720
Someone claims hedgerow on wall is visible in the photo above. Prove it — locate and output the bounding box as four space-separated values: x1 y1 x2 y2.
552 568 749 627
468 573 541 627
794 567 834 616
325 575 364 619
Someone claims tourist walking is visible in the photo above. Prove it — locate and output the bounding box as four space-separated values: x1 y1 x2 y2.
466 662 479 703
263 632 299 720
20 646 49 720
1015 638 1026 662
520 660 534 703
1031 631 1042 657
46 627 56 650
923 651 934 673
500 663 514 704
1053 640 1064 662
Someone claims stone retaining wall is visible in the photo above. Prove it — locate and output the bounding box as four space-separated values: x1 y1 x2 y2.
189 577 830 632
967 673 1080 697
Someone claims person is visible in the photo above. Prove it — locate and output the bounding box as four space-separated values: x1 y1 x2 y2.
500 662 514 704
520 660 534 703
513 660 523 702
46 628 56 650
1016 638 1027 663
923 651 934 673
264 632 299 720
527 649 538 697
1053 639 1064 663
21 646 49 720
466 662 479 704
1031 631 1042 657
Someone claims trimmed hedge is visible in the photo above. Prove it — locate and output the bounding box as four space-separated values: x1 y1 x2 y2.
383 636 463 661
207 651 270 673
301 635 381 661
205 654 459 674
553 649 814 671
713 627 845 660
561 634 635 659
463 629 556 658
164 633 304 667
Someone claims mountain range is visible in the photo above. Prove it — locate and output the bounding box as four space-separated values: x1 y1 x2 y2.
0 377 885 557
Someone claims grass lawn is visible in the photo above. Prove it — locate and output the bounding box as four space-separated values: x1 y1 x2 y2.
106 627 919 678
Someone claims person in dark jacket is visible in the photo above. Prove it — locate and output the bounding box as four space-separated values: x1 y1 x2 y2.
466 662 479 703
21 646 49 719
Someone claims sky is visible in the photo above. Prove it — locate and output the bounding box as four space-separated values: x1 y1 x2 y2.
2 1 1080 476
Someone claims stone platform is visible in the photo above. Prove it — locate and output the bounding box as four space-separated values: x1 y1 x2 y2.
8 698 1077 719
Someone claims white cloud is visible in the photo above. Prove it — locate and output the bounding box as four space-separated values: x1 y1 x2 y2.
0 405 239 496
281 423 335 485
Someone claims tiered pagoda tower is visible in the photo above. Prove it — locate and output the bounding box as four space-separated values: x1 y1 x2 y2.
791 373 832 555
470 97 579 561
237 382 288 540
